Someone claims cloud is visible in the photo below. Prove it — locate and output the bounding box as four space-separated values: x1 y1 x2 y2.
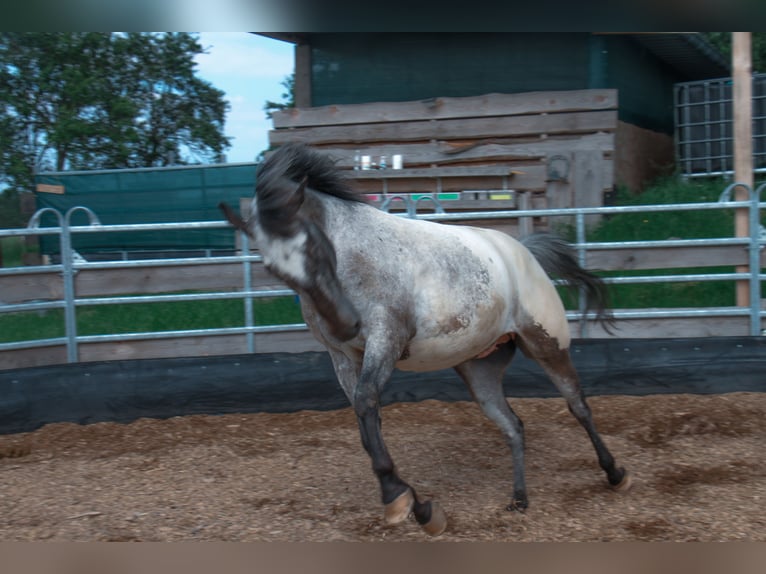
192 33 293 161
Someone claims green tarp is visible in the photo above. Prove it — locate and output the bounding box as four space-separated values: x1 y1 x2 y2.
35 163 256 254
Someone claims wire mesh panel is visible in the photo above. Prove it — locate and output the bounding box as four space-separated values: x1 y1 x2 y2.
675 73 766 177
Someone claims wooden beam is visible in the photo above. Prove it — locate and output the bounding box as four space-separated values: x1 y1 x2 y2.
582 314 752 339
312 133 615 169
272 89 618 128
294 42 312 109
586 244 762 270
269 110 618 146
732 32 753 307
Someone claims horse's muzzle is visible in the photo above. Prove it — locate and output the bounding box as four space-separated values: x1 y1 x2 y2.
308 282 362 343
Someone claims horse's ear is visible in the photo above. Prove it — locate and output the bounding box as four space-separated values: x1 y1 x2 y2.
219 202 254 237
295 176 308 204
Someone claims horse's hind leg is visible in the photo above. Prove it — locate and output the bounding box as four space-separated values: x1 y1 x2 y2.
519 329 631 492
454 342 529 511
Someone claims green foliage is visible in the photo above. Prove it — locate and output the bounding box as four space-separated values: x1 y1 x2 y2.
0 191 23 228
264 74 295 119
703 32 766 73
0 33 231 196
0 236 26 266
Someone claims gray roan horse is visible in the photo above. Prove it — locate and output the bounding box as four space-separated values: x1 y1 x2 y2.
220 143 631 536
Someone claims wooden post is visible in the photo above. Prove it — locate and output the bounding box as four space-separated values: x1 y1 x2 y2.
732 32 753 307
294 42 312 108
518 191 533 236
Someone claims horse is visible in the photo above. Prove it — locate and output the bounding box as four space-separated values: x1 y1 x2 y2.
220 143 631 537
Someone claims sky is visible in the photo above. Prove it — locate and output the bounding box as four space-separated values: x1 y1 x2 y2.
193 32 295 164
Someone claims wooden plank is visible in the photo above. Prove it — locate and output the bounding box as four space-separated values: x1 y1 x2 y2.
272 89 618 128
73 263 283 297
312 133 614 169
77 331 324 363
0 331 323 370
352 176 521 195
1 272 63 304
35 184 65 194
350 166 517 179
3 309 753 371
587 244 762 270
269 110 619 146
0 345 68 370
348 161 613 194
580 314 752 339
573 149 605 226
371 197 518 212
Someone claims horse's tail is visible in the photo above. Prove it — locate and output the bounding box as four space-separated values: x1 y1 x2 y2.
521 232 615 332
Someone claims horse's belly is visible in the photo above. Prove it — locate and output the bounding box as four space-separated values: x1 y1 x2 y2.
395 327 503 372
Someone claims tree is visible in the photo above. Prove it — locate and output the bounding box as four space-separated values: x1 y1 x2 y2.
264 73 295 119
0 32 231 198
703 32 766 73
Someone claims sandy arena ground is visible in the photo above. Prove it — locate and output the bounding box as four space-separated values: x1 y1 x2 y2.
0 392 764 541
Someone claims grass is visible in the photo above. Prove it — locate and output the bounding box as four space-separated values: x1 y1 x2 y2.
0 296 305 344
1 236 28 268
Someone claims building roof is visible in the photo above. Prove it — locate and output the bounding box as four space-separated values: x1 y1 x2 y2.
256 32 731 81
626 33 730 79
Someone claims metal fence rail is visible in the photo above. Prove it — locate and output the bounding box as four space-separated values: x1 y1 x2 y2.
1 183 764 366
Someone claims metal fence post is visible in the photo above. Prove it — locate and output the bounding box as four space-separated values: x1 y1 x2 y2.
241 231 255 353
26 207 79 361
60 215 79 362
753 183 766 335
575 210 588 338
61 207 101 363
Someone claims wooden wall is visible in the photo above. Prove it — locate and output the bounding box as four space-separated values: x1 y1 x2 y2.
269 89 617 229
614 121 675 192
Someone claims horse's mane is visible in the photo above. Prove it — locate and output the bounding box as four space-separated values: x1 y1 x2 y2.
256 143 366 204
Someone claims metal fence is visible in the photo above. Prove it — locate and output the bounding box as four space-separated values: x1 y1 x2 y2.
675 73 766 177
1 183 764 368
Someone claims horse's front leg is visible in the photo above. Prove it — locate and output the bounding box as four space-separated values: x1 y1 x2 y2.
329 344 447 536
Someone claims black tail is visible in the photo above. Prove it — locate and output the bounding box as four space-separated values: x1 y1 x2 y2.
521 233 615 332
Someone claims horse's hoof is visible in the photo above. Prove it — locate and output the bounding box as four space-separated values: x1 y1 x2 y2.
420 501 447 537
505 498 528 513
612 470 633 492
384 489 414 525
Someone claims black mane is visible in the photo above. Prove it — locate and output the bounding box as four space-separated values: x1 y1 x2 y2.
256 143 366 204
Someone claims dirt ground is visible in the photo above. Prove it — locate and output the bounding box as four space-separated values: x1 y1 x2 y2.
0 392 764 542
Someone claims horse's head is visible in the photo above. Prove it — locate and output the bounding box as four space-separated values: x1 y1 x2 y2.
219 176 361 343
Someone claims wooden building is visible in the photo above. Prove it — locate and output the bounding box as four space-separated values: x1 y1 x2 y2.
259 33 729 228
